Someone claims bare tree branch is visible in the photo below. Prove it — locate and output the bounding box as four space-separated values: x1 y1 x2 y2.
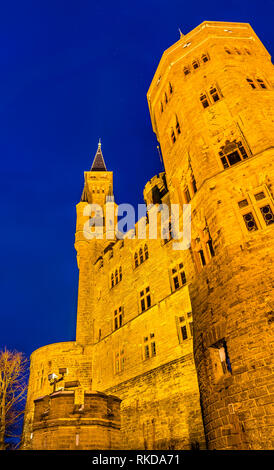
0 348 28 450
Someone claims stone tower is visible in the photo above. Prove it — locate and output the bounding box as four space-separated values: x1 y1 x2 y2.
147 21 274 449
75 141 117 344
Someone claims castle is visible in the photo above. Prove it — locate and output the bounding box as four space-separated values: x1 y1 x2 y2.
22 21 274 450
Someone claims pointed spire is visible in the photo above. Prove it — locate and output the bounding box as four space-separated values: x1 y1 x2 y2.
91 139 107 171
179 28 184 38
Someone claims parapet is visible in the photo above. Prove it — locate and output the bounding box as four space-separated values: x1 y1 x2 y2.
31 390 122 450
143 172 168 206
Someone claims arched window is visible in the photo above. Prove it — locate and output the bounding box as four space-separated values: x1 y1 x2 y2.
224 47 231 54
165 92 168 104
115 269 118 285
139 248 144 264
119 266 122 282
245 48 251 55
160 102 163 113
183 66 190 76
169 82 173 94
234 48 241 55
144 244 149 260
192 60 199 70
111 273 114 288
134 252 138 268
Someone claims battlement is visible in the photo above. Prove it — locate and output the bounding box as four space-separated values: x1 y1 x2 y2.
143 172 168 206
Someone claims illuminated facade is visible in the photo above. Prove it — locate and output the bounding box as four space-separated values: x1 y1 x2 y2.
22 21 274 450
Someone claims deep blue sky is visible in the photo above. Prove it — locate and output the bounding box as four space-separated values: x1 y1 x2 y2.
1 1 273 358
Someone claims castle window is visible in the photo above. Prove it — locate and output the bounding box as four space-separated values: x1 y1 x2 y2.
184 66 190 76
238 187 274 232
206 239 215 258
219 140 249 169
134 244 149 268
234 48 241 55
260 205 274 226
243 212 258 232
175 116 181 135
171 262 187 291
143 334 156 359
169 82 173 94
246 78 256 89
238 199 249 208
254 191 266 201
191 175 197 194
171 129 176 144
140 287 151 312
198 249 206 267
160 102 163 113
176 313 193 343
114 306 123 330
192 59 199 70
224 47 231 54
209 86 220 102
144 244 149 260
256 78 267 89
111 267 122 288
184 186 191 203
200 93 209 108
209 339 232 381
165 92 168 104
201 53 209 63
114 349 125 373
245 48 251 55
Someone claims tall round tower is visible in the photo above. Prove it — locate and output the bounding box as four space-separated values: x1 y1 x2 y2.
147 21 274 450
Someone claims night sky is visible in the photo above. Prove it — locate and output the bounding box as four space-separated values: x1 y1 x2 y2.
1 1 273 358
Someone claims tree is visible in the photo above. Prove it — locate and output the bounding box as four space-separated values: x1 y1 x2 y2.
0 348 28 450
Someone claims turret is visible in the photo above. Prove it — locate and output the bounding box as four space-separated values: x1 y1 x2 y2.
147 21 274 450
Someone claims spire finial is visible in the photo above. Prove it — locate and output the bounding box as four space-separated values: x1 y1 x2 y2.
91 139 107 171
179 28 184 38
